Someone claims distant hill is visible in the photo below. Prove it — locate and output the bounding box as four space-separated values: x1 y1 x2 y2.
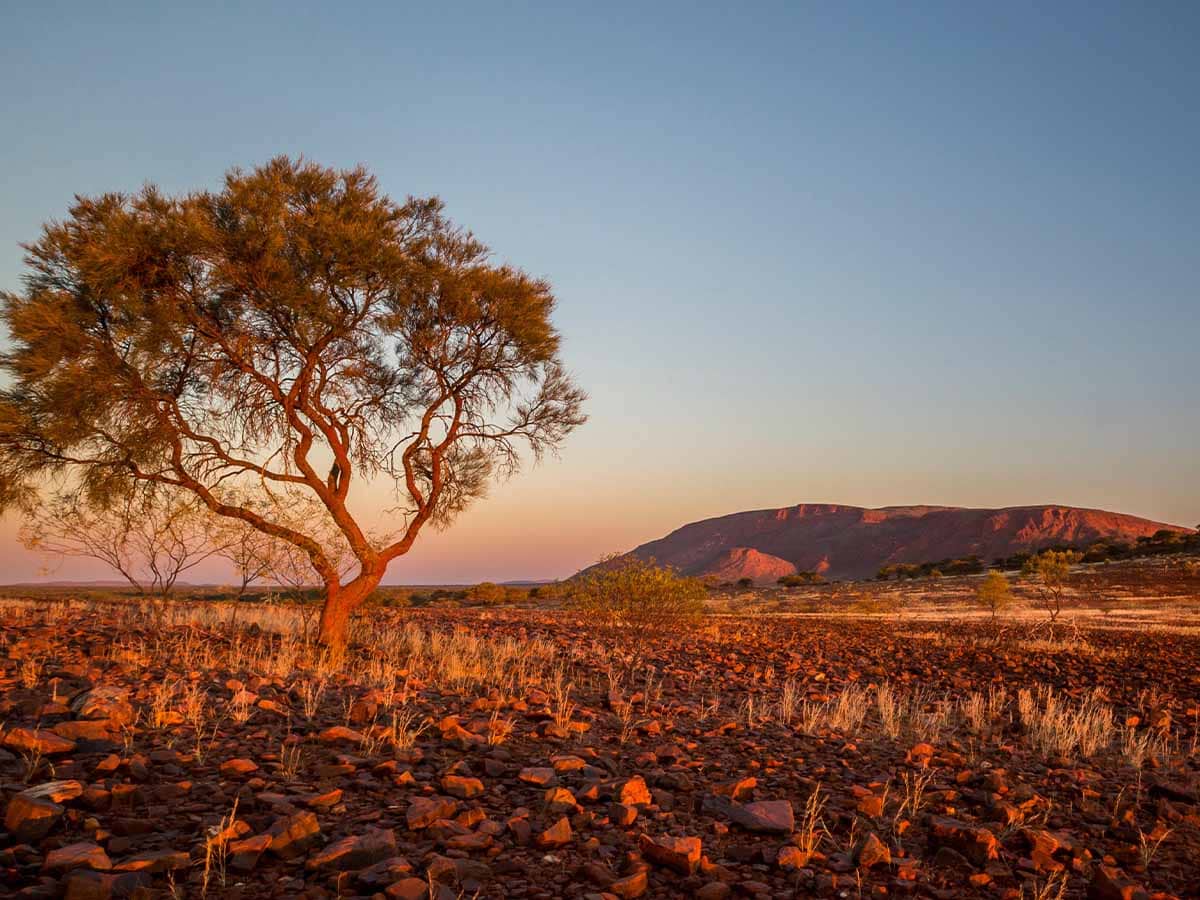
612 503 1194 582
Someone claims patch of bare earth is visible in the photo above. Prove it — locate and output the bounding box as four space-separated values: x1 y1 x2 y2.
0 598 1197 898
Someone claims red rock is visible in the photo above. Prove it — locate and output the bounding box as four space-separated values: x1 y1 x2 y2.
1088 865 1150 900
3 726 76 756
407 796 458 830
441 774 484 799
695 883 731 900
52 720 115 741
319 725 366 744
386 877 430 899
306 827 397 871
228 833 271 872
615 775 652 806
610 802 638 826
44 841 112 873
357 855 415 886
219 757 259 777
927 816 999 867
713 776 757 801
639 833 701 874
776 845 808 869
5 793 63 842
70 687 135 725
536 816 572 848
610 870 649 898
544 786 577 813
740 800 794 833
856 793 884 818
855 832 891 868
266 810 321 859
112 849 189 872
63 870 151 900
23 779 84 803
519 766 557 786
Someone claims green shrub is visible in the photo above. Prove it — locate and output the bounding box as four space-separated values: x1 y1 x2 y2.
567 555 706 641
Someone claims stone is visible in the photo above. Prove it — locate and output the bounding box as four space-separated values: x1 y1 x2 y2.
776 845 808 869
266 810 321 859
112 849 190 872
609 870 649 898
544 786 577 814
518 766 557 787
3 726 76 756
1088 865 1150 900
306 827 397 871
357 855 416 886
386 877 430 899
44 842 112 873
70 687 135 725
615 775 652 806
702 794 794 833
639 833 701 874
229 833 271 872
536 816 572 848
319 725 366 745
855 832 891 868
5 793 63 842
407 796 458 830
928 817 998 867
219 757 259 777
441 774 484 799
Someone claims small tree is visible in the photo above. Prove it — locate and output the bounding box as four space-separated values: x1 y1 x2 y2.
0 158 585 650
20 488 226 597
567 555 706 663
975 570 1013 622
1022 550 1081 624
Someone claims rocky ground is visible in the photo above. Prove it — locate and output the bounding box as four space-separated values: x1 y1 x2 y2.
1 599 1198 899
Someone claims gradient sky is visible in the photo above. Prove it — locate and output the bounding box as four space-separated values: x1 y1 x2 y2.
1 2 1197 584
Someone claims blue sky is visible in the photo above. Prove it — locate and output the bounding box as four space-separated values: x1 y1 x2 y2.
1 2 1197 582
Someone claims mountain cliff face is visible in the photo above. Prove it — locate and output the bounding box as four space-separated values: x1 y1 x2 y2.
619 504 1192 582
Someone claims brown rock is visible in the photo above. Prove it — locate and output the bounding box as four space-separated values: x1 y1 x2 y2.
44 841 112 873
536 816 572 848
266 810 321 859
319 725 366 744
927 816 998 867
1088 865 1150 900
307 827 397 871
518 766 557 787
407 796 458 830
70 687 135 725
441 774 484 799
640 833 701 874
228 833 271 872
219 757 259 777
610 870 649 898
5 793 64 842
855 832 891 868
386 877 430 899
112 849 189 872
3 726 76 756
776 845 807 869
615 775 652 806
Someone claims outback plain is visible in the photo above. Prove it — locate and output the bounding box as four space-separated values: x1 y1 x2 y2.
2 551 1199 900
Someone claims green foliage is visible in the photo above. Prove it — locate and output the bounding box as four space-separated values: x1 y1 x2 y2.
566 555 706 638
0 157 586 648
777 572 824 587
975 570 1013 619
1022 549 1082 622
876 555 983 581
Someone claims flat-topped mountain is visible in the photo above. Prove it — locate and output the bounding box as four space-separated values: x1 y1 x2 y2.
615 503 1193 582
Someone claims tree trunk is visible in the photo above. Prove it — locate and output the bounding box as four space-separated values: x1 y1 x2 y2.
317 568 384 651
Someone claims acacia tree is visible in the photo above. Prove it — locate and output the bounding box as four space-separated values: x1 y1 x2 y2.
21 488 227 597
0 157 586 649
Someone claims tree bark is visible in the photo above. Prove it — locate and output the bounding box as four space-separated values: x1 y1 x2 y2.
317 568 384 651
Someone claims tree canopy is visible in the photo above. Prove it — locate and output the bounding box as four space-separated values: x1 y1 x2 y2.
0 157 586 646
